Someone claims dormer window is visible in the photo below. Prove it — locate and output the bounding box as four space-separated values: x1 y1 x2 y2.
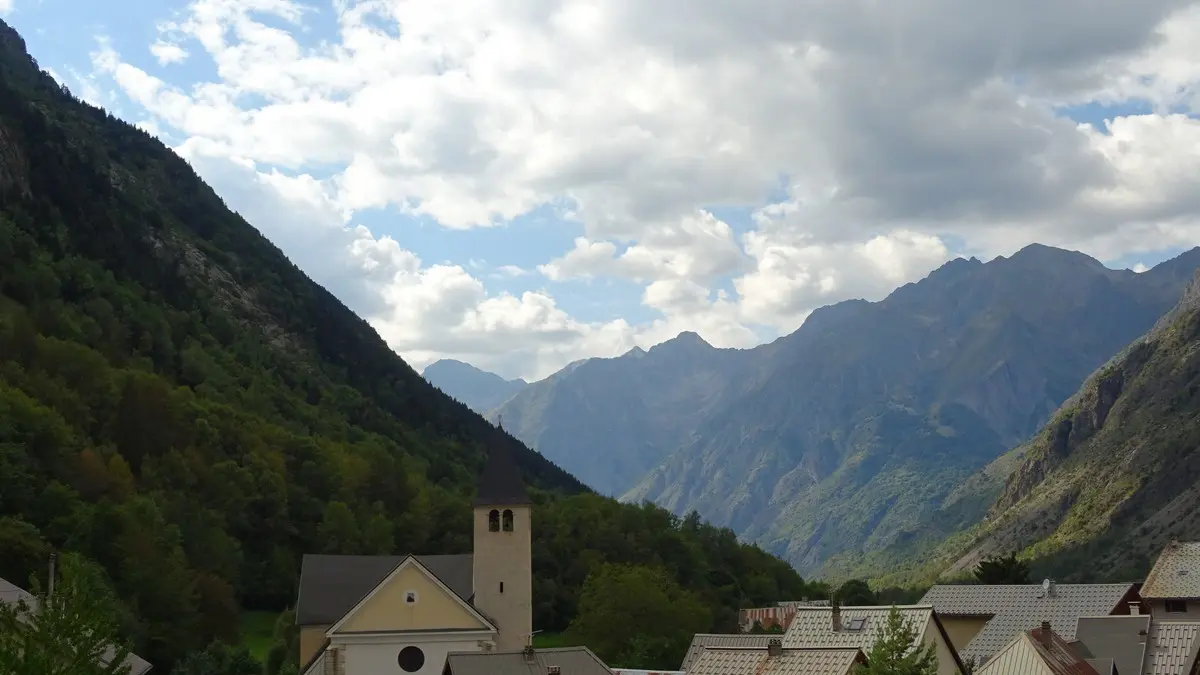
502 509 514 532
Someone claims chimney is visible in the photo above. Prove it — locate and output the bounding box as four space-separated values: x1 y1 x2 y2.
522 645 536 663
831 602 842 632
768 639 783 657
1129 602 1141 616
1040 621 1052 647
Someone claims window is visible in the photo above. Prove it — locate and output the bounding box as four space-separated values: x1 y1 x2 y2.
502 509 514 532
1166 600 1188 613
500 582 505 594
846 617 867 631
488 509 500 532
398 646 425 673
404 591 418 605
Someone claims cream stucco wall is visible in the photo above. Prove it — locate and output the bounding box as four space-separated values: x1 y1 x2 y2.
300 625 331 667
335 631 493 675
472 504 533 651
336 562 489 634
1148 599 1200 621
923 621 965 675
939 616 989 653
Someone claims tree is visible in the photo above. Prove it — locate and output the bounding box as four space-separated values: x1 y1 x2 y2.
0 553 134 675
834 578 878 606
565 563 712 670
172 642 260 675
856 606 938 675
973 553 1031 584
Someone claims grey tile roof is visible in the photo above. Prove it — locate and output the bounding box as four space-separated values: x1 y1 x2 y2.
686 646 865 675
682 634 779 670
1074 615 1151 675
919 584 1137 662
0 576 153 675
781 605 934 651
1085 658 1116 675
1142 622 1200 675
474 434 532 507
295 553 474 625
1142 542 1200 600
444 646 611 675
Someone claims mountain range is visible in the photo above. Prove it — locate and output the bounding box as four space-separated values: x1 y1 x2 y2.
422 359 528 413
426 245 1200 577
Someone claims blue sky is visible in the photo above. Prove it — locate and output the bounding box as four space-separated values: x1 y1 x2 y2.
3 0 1199 379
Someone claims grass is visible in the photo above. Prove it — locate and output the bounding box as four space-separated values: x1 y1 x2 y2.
533 632 571 649
240 611 278 663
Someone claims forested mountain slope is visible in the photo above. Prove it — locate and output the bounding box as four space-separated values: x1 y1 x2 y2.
0 20 810 672
917 267 1200 583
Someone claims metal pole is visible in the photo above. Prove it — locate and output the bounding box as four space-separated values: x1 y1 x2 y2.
48 552 57 599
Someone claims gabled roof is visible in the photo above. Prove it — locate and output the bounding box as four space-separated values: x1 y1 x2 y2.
325 555 496 636
0 576 153 675
920 584 1139 662
1027 627 1101 675
682 634 780 670
979 628 1099 675
1074 615 1150 675
296 554 473 625
443 646 612 675
781 605 934 650
1142 542 1200 600
1143 622 1200 675
474 430 531 507
687 646 866 675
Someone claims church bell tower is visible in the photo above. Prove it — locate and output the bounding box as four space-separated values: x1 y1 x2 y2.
472 427 533 652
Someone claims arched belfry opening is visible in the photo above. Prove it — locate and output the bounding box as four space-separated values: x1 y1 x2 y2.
488 509 500 532
502 509 514 531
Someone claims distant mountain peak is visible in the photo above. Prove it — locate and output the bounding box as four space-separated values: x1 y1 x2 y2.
422 359 527 413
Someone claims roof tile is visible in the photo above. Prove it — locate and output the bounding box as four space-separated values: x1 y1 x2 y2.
1142 542 1200 600
687 647 864 675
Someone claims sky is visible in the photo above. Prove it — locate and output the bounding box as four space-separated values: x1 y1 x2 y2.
4 0 1200 381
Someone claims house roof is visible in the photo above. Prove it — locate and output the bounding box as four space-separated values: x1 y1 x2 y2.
681 634 780 670
1142 542 1200 600
295 553 474 625
1142 622 1200 675
1073 615 1151 675
0 576 153 675
920 584 1138 662
781 605 934 650
474 431 531 507
1027 627 1101 675
443 646 612 675
686 646 865 675
1085 658 1115 675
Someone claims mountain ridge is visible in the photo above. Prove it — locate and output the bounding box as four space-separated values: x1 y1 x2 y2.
422 358 528 414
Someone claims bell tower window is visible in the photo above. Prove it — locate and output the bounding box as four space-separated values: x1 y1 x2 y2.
502 509 514 532
488 509 500 532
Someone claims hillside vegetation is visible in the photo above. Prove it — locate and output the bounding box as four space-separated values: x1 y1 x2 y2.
0 19 811 672
908 267 1200 584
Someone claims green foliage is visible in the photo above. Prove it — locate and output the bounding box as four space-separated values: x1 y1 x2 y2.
972 553 1030 584
172 643 260 675
565 563 713 670
0 18 811 673
0 553 134 675
856 607 939 675
834 579 878 605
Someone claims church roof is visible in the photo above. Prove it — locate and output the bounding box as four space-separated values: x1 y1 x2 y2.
474 428 531 507
295 553 474 625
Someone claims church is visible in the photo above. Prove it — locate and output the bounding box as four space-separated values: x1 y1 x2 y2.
295 437 535 675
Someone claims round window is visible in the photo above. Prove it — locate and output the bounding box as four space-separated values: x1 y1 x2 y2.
398 646 425 673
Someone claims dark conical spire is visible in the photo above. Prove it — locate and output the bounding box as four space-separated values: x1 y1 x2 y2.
474 423 531 507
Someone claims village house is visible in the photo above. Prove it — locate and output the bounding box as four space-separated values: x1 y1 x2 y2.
295 437 546 675
0 574 152 675
1141 541 1200 621
975 623 1100 675
919 581 1143 665
686 638 867 675
781 604 966 675
442 644 613 675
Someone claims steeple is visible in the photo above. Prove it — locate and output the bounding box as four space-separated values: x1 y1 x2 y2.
473 425 532 507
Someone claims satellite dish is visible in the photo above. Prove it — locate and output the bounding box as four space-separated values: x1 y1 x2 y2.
1042 579 1051 592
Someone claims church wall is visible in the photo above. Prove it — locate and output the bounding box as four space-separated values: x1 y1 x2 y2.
337 631 491 675
472 504 534 651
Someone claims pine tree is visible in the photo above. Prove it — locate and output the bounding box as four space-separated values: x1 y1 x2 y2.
857 606 939 675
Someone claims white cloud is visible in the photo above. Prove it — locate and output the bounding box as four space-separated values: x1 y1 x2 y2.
82 0 1200 377
0 0 12 16
150 40 190 65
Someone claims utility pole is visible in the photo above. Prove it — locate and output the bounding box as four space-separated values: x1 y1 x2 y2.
47 552 57 599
